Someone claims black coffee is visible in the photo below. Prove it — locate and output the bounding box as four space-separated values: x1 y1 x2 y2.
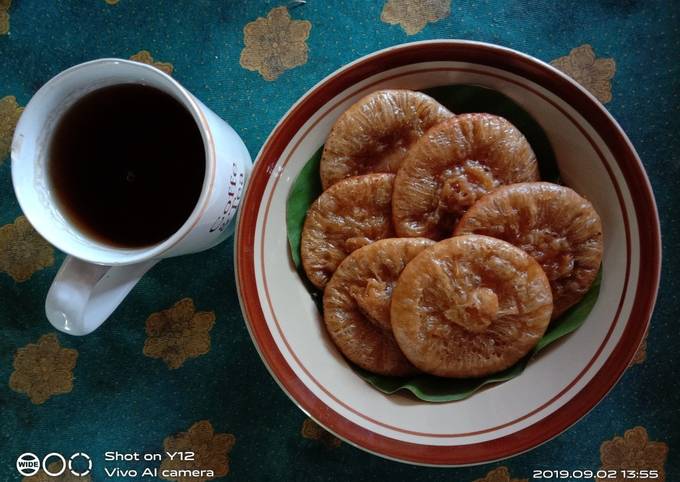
48 84 205 248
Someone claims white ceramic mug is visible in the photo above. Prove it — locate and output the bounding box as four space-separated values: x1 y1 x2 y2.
11 59 251 336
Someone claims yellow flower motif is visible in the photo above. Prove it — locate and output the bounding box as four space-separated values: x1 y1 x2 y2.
129 50 174 76
143 298 216 369
0 216 54 282
9 333 78 405
381 0 451 35
473 467 527 482
598 427 668 482
550 44 616 103
0 94 23 163
240 6 311 81
630 334 647 365
301 418 341 448
0 0 12 35
161 420 235 482
22 462 91 482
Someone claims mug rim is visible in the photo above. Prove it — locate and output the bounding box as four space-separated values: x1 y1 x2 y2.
11 58 217 266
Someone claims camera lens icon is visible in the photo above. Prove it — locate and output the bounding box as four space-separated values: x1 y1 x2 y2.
16 452 92 477
69 452 92 476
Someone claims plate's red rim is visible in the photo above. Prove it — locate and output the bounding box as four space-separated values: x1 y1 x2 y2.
235 40 661 466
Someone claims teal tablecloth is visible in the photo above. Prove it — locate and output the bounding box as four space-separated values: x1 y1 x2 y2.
1 1 678 480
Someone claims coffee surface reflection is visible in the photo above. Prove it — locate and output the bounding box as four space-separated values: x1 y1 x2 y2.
48 84 205 248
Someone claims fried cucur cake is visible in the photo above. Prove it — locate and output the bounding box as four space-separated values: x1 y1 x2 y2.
391 235 553 378
319 89 453 189
455 182 603 318
323 238 435 376
301 173 395 289
392 113 540 239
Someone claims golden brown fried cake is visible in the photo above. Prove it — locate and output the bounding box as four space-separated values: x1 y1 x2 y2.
323 238 435 376
391 235 553 378
392 113 539 239
301 173 395 289
455 182 603 318
320 89 453 190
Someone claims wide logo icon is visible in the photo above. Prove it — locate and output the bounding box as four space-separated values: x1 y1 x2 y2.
16 452 92 477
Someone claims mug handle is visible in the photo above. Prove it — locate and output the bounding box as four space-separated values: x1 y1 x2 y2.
45 256 159 336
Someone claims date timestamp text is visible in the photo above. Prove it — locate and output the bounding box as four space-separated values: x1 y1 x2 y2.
533 469 659 479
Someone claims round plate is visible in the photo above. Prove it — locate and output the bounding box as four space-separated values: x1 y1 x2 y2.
234 40 661 466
